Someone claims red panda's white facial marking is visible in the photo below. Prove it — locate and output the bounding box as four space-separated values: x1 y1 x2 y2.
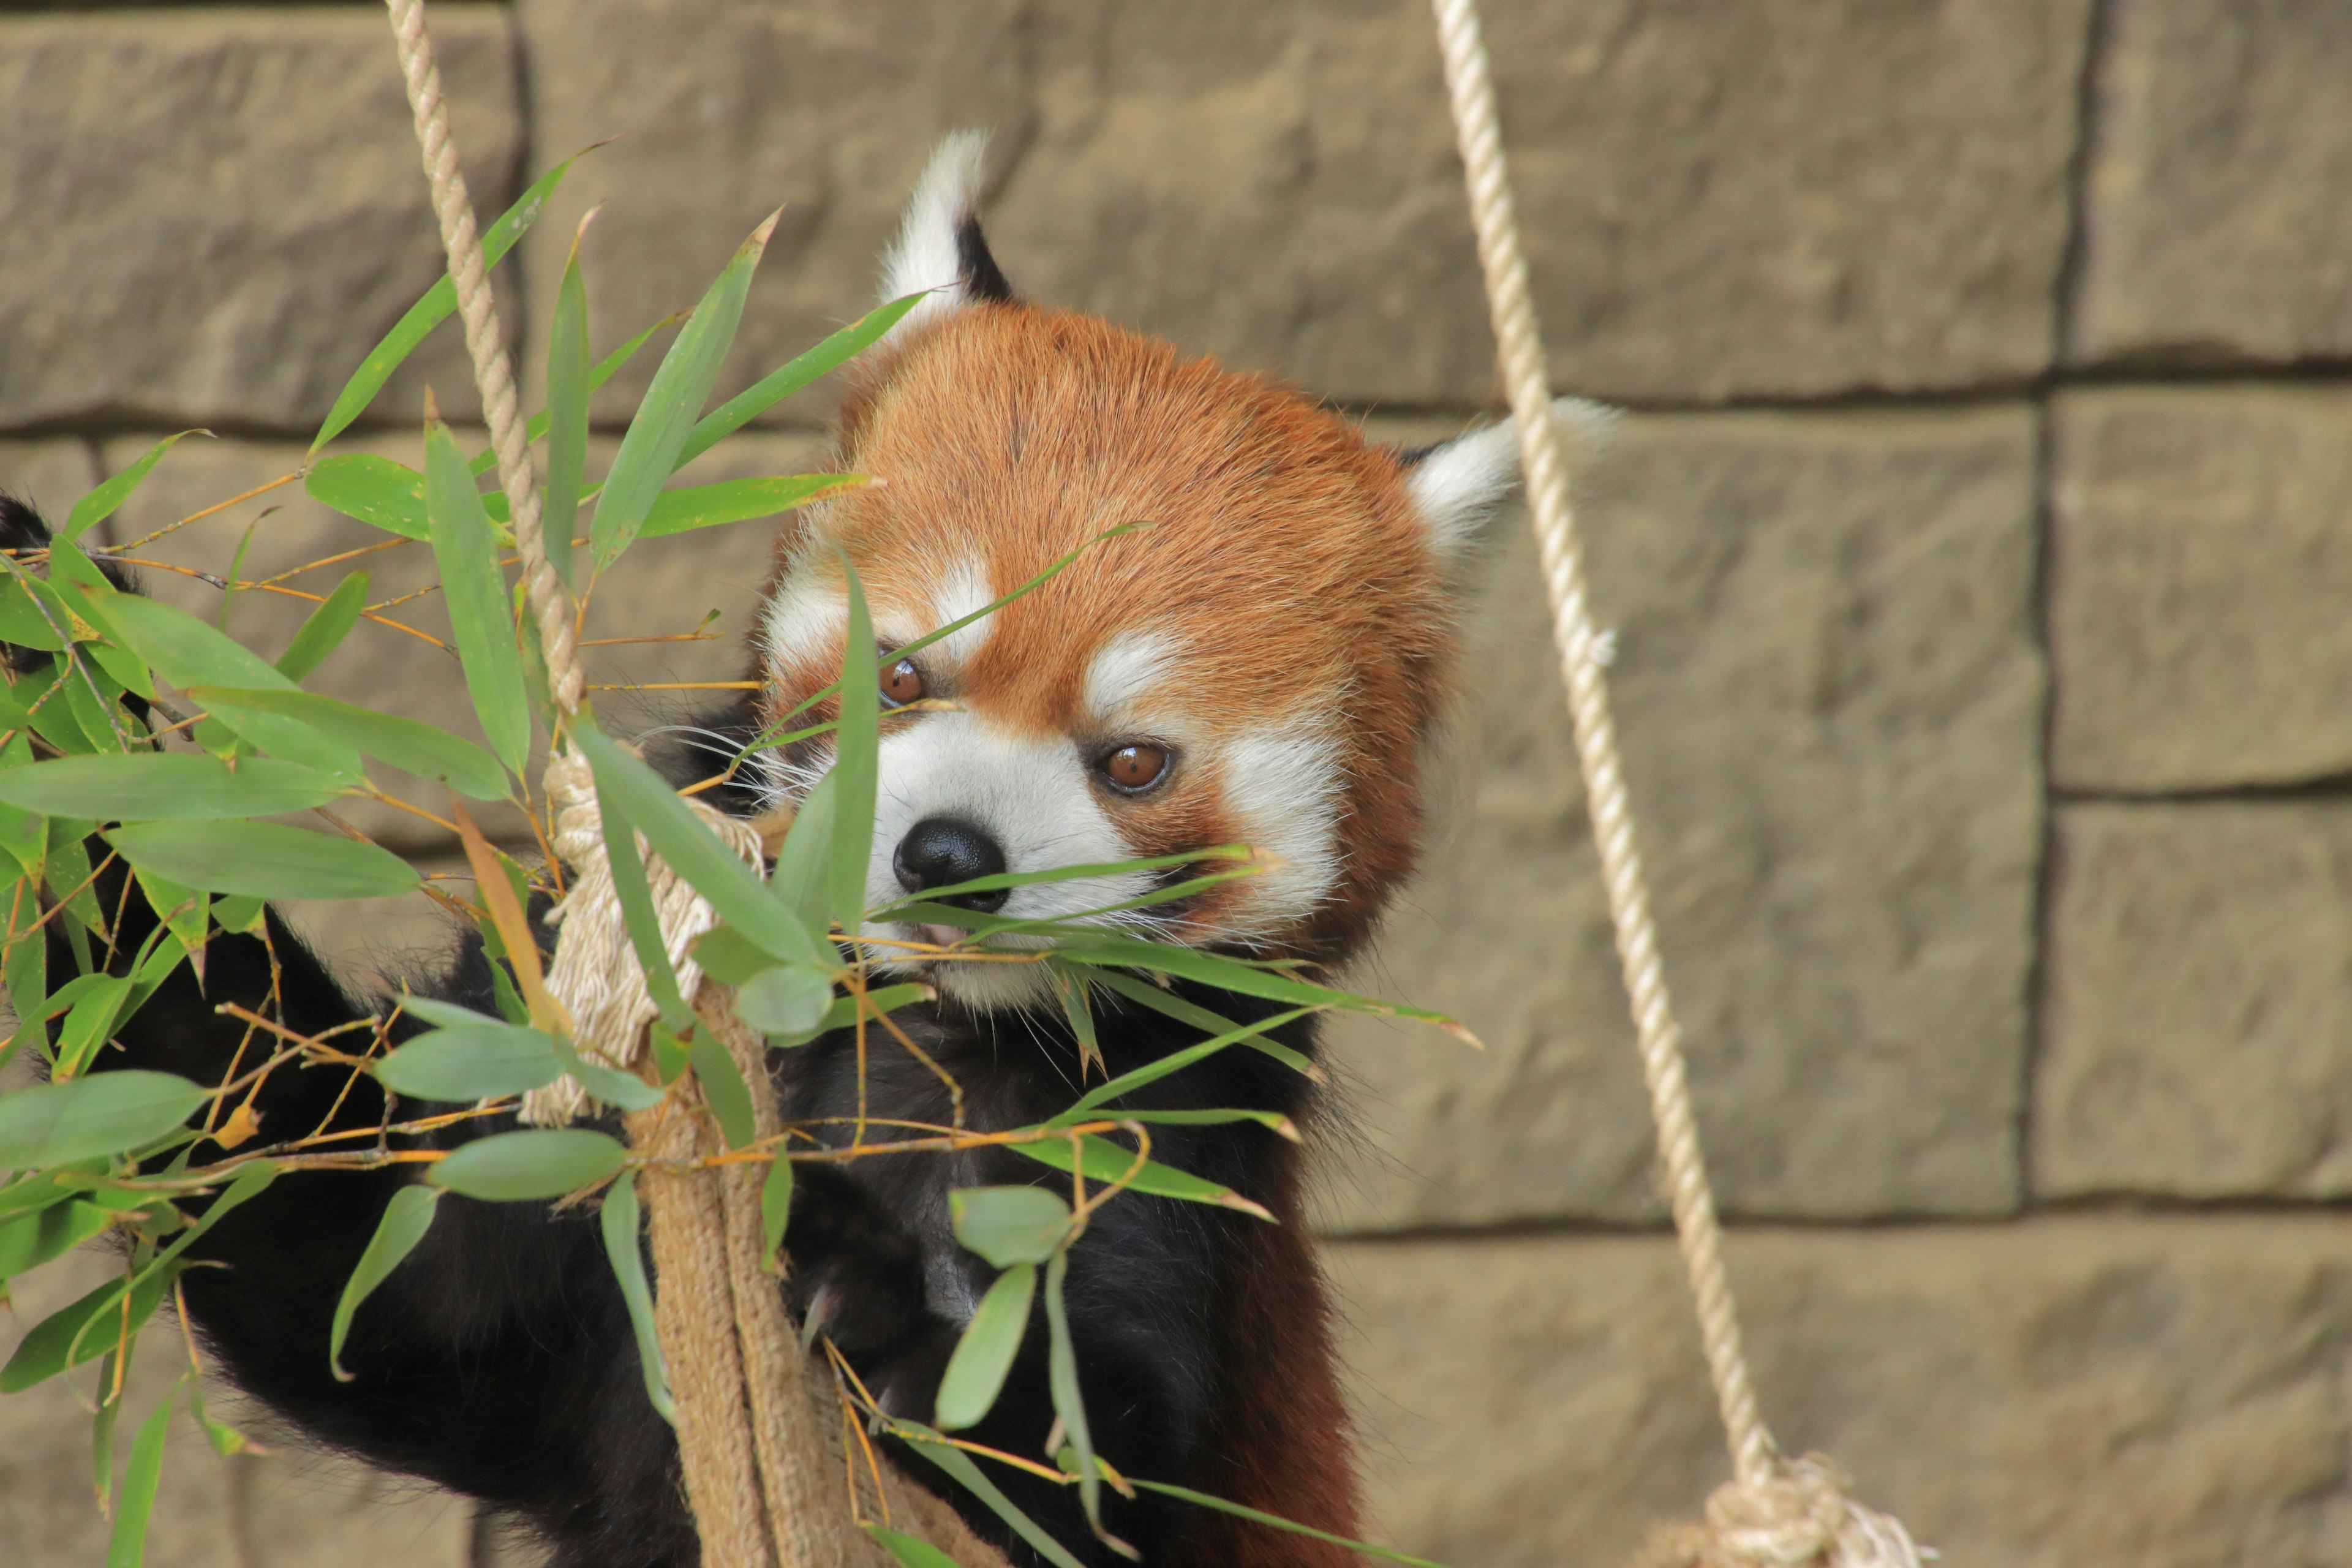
738 133 1597 1009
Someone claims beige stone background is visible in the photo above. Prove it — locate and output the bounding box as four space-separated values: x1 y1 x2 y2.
5 0 2352 1564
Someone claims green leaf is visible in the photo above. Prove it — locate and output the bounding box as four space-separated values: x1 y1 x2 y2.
1085 970 1321 1082
426 1128 627 1202
681 293 926 468
545 220 592 590
688 922 782 987
599 1169 675 1421
106 821 418 900
1041 1251 1107 1538
424 417 530 775
303 455 428 540
590 763 693 1035
637 475 867 540
949 1186 1072 1268
593 211 781 567
0 577 66 650
573 724 827 970
0 1071 205 1170
735 965 834 1037
472 310 694 480
328 1184 442 1380
312 156 579 453
105 1379 181 1568
64 432 202 544
1123 1481 1450 1568
1010 1134 1272 1220
0 1198 111 1278
375 1023 564 1102
759 1149 793 1261
899 1430 1089 1568
933 1261 1035 1432
0 1267 171 1391
98 592 364 771
687 1028 757 1151
0 753 344 821
1050 1006 1317 1125
275 571 371 680
817 983 933 1035
192 686 508 800
862 1526 963 1568
184 1370 248 1457
829 557 880 935
769 770 836 937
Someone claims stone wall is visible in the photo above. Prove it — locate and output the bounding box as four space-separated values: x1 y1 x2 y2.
5 2 2351 1564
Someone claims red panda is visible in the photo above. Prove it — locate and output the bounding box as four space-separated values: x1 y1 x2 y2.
26 130 1580 1567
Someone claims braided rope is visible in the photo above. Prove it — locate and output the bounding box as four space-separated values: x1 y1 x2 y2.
1426 2 1922 1565
383 0 586 733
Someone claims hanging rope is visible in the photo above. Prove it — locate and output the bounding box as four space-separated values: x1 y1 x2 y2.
377 4 1008 1564
1425 3 1923 1567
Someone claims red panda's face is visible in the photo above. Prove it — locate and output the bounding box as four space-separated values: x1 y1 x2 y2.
744 135 1553 1009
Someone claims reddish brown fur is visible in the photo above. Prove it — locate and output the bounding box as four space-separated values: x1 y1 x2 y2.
763 300 1457 960
760 297 1461 1559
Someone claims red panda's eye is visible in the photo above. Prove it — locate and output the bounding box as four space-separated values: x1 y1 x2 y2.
880 658 924 707
1102 743 1170 793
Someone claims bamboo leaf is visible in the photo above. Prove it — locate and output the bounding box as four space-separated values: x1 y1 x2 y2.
469 309 693 479
637 474 867 540
303 455 428 539
0 1072 205 1170
328 1185 442 1380
1085 970 1321 1082
1042 1251 1111 1543
545 217 594 590
949 1186 1072 1269
862 1525 962 1568
0 1267 171 1392
1009 1134 1272 1221
1123 1481 1450 1568
312 157 579 452
816 982 933 1035
933 1262 1035 1431
1049 1006 1317 1125
0 1198 111 1279
830 557 879 934
375 1023 564 1102
759 1149 793 1261
426 1128 627 1202
573 724 827 970
192 686 508 800
64 433 202 544
0 753 344 821
592 211 781 567
590 765 693 1035
899 1430 1090 1568
274 570 371 680
768 770 835 937
425 417 530 775
681 293 926 467
598 1169 676 1422
734 965 834 1037
105 821 418 900
104 1378 182 1568
686 1028 757 1151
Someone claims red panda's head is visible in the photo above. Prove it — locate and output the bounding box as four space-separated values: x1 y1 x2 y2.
752 134 1574 1009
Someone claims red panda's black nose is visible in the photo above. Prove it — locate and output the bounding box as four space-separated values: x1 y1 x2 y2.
893 818 1011 911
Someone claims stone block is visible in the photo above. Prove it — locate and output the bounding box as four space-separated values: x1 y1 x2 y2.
0 9 521 434
1321 407 2041 1227
2072 0 2352 368
521 0 2086 411
2048 386 2352 793
0 439 99 519
99 429 822 850
1334 1213 2352 1568
2035 801 2352 1199
2 1246 475 1568
515 0 1033 426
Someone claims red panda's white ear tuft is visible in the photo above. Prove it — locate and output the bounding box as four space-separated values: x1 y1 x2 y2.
1401 396 1617 560
878 130 1016 343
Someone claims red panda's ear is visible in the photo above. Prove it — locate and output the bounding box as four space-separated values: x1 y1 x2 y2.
1398 396 1616 560
876 131 1016 346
